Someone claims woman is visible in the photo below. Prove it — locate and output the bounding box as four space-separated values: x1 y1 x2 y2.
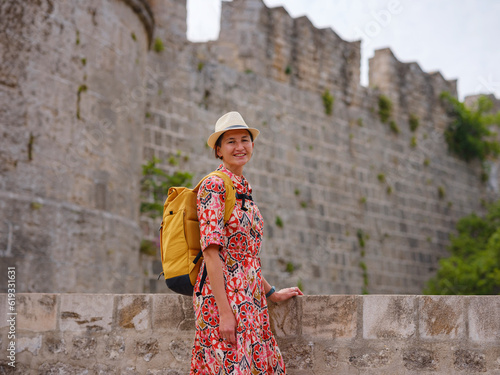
190 111 303 374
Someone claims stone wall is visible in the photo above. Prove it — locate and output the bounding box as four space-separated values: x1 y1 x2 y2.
0 0 153 293
141 0 499 295
1 0 499 296
2 293 499 374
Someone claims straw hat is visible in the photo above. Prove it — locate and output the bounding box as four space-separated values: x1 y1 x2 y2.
207 111 260 149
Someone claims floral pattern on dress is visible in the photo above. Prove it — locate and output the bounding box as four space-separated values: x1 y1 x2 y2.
190 164 286 375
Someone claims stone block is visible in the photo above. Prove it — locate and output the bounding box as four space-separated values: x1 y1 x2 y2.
363 295 416 339
419 295 465 339
348 347 393 369
268 297 301 338
469 296 500 342
116 295 151 331
17 334 42 356
454 349 486 372
17 294 58 332
403 347 438 371
134 337 159 362
301 295 357 339
278 338 314 371
152 294 193 331
60 294 113 332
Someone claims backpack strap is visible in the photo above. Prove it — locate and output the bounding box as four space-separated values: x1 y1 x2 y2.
202 171 236 224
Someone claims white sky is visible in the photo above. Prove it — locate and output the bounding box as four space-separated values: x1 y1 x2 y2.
186 0 500 100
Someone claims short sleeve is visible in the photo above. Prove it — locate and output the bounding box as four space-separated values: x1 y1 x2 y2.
197 175 226 251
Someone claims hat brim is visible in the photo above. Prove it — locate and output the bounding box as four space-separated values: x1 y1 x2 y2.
207 126 260 149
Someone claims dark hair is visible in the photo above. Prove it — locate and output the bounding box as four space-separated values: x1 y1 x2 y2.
214 129 254 159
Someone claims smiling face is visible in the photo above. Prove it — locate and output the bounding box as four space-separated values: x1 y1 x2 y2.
216 129 254 176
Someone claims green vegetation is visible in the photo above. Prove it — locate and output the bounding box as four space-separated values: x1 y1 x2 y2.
153 37 165 53
357 229 366 249
285 262 295 273
197 61 204 72
30 202 42 210
423 158 430 167
28 132 35 161
76 84 88 120
438 186 446 199
322 89 334 116
424 200 500 294
275 216 284 228
131 32 137 41
285 65 292 75
140 239 157 256
377 173 386 183
441 92 500 163
410 136 417 148
389 120 400 134
378 95 392 123
140 156 193 218
409 113 420 132
297 279 304 291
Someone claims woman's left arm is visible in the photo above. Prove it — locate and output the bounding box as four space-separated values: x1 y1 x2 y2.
262 277 303 303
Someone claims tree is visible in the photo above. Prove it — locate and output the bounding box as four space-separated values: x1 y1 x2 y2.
140 157 193 218
441 92 500 163
424 201 500 295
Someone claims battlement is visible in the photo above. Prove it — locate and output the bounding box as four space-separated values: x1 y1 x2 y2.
4 293 500 373
213 0 361 101
369 48 458 121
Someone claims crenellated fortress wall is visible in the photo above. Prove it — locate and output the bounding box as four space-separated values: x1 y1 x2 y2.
1 0 499 295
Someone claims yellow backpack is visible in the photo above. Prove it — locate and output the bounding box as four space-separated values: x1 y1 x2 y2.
159 171 236 295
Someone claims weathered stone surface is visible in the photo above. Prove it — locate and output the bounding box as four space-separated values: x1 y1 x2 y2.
279 339 314 370
403 348 438 370
44 334 67 355
71 335 97 360
116 295 150 331
419 295 464 339
17 294 58 332
363 295 416 339
349 347 393 368
5 294 500 374
268 297 301 337
38 361 89 375
135 338 159 362
168 339 192 363
104 334 126 360
301 295 357 339
152 294 193 331
469 296 500 342
17 334 42 356
60 294 113 332
454 349 487 372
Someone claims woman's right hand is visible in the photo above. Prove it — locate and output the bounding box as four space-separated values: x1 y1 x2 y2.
219 311 237 345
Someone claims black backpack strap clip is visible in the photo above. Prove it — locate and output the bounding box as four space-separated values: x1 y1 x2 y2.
235 193 253 211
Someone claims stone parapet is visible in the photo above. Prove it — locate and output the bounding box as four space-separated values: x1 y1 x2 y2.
1 293 499 374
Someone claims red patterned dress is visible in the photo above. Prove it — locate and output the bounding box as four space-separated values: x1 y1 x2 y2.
190 165 286 374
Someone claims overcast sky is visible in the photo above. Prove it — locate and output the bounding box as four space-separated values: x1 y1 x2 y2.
186 0 500 101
